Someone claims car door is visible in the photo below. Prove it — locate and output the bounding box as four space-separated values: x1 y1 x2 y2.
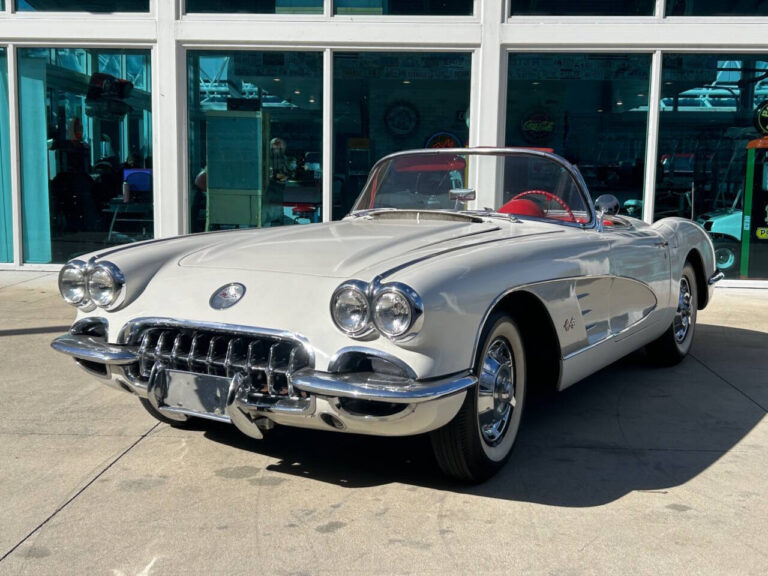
604 218 671 339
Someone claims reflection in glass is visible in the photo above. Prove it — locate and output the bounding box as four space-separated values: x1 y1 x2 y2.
333 52 471 218
334 0 472 15
657 55 768 279
18 48 153 264
510 0 654 16
666 1 768 16
16 0 147 11
0 49 11 262
186 0 322 13
506 53 651 211
187 51 323 233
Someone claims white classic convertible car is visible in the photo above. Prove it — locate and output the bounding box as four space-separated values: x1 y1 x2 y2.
52 148 722 482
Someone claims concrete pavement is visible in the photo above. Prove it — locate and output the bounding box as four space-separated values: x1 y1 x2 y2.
0 272 766 575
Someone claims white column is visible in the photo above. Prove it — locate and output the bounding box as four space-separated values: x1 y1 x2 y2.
643 50 662 224
472 0 506 210
322 48 333 223
7 44 22 266
153 0 184 237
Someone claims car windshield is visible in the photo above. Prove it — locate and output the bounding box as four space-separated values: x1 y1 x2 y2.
350 149 592 225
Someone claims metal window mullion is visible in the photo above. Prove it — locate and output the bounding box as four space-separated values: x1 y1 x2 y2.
7 44 22 267
322 48 332 222
643 50 663 224
655 0 665 19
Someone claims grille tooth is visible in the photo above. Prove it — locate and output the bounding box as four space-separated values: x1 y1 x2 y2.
224 338 246 378
170 332 190 371
131 325 311 400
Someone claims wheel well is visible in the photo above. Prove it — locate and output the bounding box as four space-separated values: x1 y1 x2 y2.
484 291 561 399
685 249 709 310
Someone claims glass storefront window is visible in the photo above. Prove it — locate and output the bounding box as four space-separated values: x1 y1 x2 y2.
334 0 472 15
506 53 652 211
18 48 153 264
185 0 323 14
0 48 12 263
333 52 471 218
510 0 654 16
666 1 768 17
187 51 322 232
657 54 768 279
16 1 148 11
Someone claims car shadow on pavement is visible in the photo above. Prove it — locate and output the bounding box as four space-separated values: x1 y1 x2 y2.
201 324 766 506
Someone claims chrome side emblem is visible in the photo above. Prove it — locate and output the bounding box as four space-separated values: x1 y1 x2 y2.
210 283 246 310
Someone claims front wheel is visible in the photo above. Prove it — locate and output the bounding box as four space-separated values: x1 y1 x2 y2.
646 262 698 365
430 313 526 482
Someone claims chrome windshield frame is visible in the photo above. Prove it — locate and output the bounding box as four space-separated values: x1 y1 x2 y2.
348 147 597 230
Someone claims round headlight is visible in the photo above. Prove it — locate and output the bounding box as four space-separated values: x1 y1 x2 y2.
58 263 87 305
87 263 124 309
373 290 413 338
331 282 371 336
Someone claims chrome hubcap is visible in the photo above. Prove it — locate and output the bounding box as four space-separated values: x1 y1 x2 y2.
673 276 692 343
478 338 516 445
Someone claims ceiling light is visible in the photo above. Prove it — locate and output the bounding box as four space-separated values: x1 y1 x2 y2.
294 89 301 95
402 80 411 85
273 78 281 82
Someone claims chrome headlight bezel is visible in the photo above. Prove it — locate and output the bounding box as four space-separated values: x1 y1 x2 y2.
58 260 88 306
86 261 126 310
330 280 374 337
372 282 424 341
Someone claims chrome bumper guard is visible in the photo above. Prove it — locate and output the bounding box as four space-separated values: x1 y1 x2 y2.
708 270 725 285
51 333 475 412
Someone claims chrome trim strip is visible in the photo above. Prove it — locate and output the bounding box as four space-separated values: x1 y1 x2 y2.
328 346 418 380
708 271 725 285
51 334 139 365
562 310 658 361
371 230 563 284
116 317 315 368
290 369 476 404
160 406 231 424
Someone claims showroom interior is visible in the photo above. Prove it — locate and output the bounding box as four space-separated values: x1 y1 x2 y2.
0 1 767 281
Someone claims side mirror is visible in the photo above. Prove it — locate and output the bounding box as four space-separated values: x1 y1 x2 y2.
449 188 476 209
449 188 476 201
595 194 619 216
594 194 619 232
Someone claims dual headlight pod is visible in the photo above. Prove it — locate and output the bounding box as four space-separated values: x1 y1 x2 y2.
331 280 423 341
58 260 125 311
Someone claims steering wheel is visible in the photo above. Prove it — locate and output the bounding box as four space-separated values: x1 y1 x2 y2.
510 190 576 223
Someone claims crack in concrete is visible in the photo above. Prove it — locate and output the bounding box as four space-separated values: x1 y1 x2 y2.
0 423 160 564
690 353 768 413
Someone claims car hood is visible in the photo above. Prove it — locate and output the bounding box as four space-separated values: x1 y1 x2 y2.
177 214 553 278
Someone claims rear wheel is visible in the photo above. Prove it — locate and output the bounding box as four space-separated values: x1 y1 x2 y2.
430 313 526 482
646 262 698 365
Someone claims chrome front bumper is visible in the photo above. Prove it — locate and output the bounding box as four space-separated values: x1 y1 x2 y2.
51 334 472 437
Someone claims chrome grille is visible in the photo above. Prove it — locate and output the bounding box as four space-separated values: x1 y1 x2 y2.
131 327 311 398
